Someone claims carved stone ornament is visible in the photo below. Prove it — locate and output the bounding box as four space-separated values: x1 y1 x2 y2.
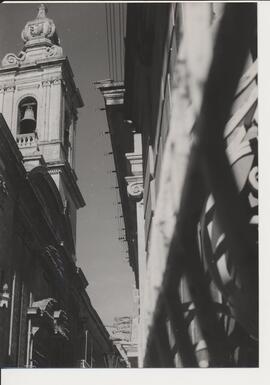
51 78 62 85
41 77 62 87
42 80 51 87
1 4 62 68
1 52 26 67
46 45 63 59
5 85 16 93
21 4 57 44
127 181 143 200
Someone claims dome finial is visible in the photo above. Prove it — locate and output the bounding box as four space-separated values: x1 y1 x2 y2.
21 3 57 46
1 3 63 67
37 4 48 19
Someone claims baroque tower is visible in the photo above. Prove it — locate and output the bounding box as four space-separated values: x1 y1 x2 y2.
0 4 85 257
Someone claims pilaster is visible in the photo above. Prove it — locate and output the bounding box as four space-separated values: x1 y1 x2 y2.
49 78 62 141
125 133 145 367
2 85 15 130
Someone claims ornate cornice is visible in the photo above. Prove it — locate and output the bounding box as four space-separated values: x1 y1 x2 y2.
41 77 62 87
51 78 61 85
1 45 63 68
95 80 125 106
0 84 16 93
41 80 51 87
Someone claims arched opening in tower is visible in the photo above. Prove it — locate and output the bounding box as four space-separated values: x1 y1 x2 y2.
18 96 37 134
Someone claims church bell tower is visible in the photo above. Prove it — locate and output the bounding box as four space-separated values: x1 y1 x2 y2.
0 4 85 251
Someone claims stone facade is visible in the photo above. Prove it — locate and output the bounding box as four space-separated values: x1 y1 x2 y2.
0 4 126 368
127 3 258 367
0 3 84 256
100 3 258 367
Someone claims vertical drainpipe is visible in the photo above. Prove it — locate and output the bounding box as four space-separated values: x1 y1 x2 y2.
8 272 16 357
90 336 93 367
26 317 32 367
26 292 33 367
84 329 88 361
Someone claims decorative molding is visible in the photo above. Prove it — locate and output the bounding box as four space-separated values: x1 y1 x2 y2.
1 51 26 67
21 4 57 45
42 80 51 87
95 81 125 106
51 78 62 85
47 167 62 176
41 77 62 87
0 83 16 92
126 180 144 200
46 45 63 59
5 85 16 93
125 133 143 201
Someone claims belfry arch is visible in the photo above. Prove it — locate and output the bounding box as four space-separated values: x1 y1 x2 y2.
17 96 37 135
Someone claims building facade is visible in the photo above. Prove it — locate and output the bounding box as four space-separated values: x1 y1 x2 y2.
99 2 258 367
0 4 126 368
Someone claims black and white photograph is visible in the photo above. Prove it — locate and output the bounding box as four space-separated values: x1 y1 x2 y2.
0 0 266 383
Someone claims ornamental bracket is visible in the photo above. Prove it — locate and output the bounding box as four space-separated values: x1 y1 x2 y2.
125 133 143 202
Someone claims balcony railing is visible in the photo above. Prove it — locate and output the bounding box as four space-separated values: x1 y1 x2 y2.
16 132 38 148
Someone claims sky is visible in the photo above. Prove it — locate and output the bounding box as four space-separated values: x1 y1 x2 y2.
0 1 135 325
